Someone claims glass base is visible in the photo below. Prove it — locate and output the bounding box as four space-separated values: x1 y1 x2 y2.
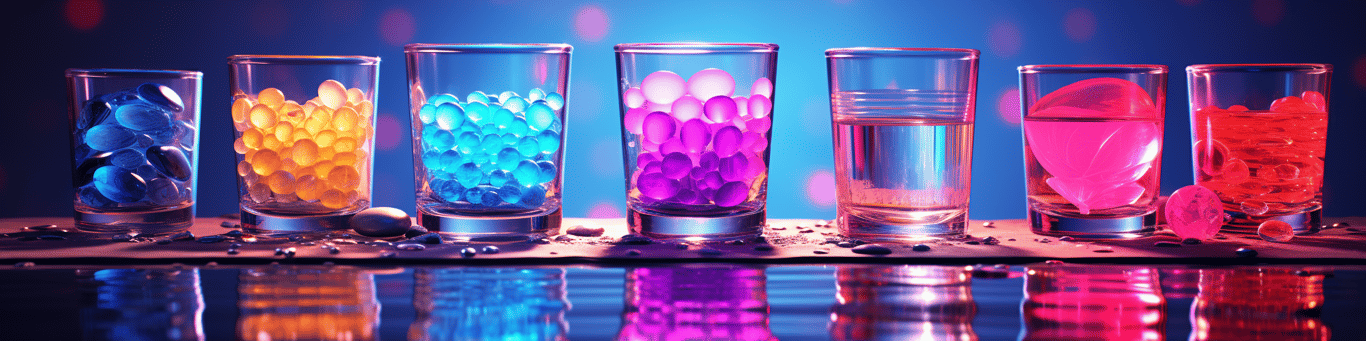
418 207 560 236
629 208 764 241
1029 208 1155 239
74 204 193 235
1223 208 1321 235
838 212 966 242
241 209 355 233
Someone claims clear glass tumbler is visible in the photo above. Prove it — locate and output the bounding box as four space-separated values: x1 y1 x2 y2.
1187 64 1330 234
67 68 202 234
228 55 380 232
1019 65 1167 238
826 48 979 241
614 43 778 240
405 44 570 235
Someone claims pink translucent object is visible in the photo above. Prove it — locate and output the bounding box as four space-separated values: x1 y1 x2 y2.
704 96 738 123
679 119 711 153
714 181 748 207
637 172 678 200
1029 77 1157 118
733 96 749 118
641 111 677 144
670 95 704 121
641 71 685 104
751 77 773 98
712 126 743 157
1164 185 1223 240
748 94 772 118
1257 220 1294 242
624 87 646 109
623 107 649 134
660 153 693 179
687 68 736 101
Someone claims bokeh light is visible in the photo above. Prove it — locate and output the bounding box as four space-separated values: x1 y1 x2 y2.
997 87 1021 126
806 169 836 208
376 114 402 151
1063 8 1097 43
378 7 416 46
1251 0 1284 27
64 0 103 31
586 201 623 218
573 5 610 42
986 20 1022 58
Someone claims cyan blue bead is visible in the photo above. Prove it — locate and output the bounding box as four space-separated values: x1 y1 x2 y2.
146 146 192 181
496 148 522 171
73 152 112 187
512 160 540 186
525 102 555 132
502 97 528 113
136 83 184 112
466 91 489 105
499 134 520 146
489 170 511 188
78 98 113 129
517 136 539 158
537 130 561 154
438 150 463 171
79 186 114 208
463 102 489 124
109 149 146 169
145 178 182 205
435 102 465 130
458 121 480 134
498 184 521 204
174 120 196 149
454 162 482 186
521 184 547 207
437 179 466 202
418 104 437 124
464 186 487 205
491 108 515 128
479 134 503 154
479 186 501 206
537 161 557 183
506 117 529 137
528 88 547 102
421 151 440 168
544 93 564 111
115 103 171 131
456 132 482 155
480 123 499 136
429 93 459 106
431 129 455 151
498 91 518 104
93 166 146 203
85 125 135 151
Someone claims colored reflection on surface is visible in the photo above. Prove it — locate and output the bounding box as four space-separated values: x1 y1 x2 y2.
409 267 569 340
236 267 379 341
617 266 775 341
79 269 203 341
1022 264 1165 340
1190 268 1330 341
829 265 977 341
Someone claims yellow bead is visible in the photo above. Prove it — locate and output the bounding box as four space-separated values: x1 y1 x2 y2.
248 182 272 203
294 175 323 201
265 170 296 195
257 88 285 108
261 135 282 151
233 137 248 154
236 160 252 176
232 97 253 124
332 107 358 132
273 122 294 145
320 189 349 209
242 129 263 150
292 129 312 143
281 158 298 174
309 104 333 121
346 88 364 105
249 104 277 129
333 151 357 166
315 130 337 149
332 137 357 153
291 139 319 167
251 150 281 176
312 160 334 180
279 100 300 115
303 117 328 135
318 146 336 161
356 100 373 118
327 165 361 191
318 80 347 110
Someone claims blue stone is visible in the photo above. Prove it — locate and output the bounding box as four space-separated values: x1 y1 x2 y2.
500 134 520 146
537 130 561 154
78 98 113 129
150 125 177 145
498 184 521 204
466 91 489 104
454 162 482 186
496 148 522 171
506 117 529 137
137 83 184 112
521 184 547 207
431 129 455 151
146 146 192 181
537 161 557 183
455 132 481 155
109 149 146 169
115 104 172 131
481 123 500 136
74 152 111 187
545 93 564 110
502 97 528 113
463 102 489 124
489 170 511 187
477 185 501 206
93 166 147 203
458 121 480 134
517 136 540 158
421 151 440 168
79 186 114 208
135 134 154 149
135 164 157 180
434 102 465 130
429 93 459 106
498 91 518 104
480 134 503 154
512 160 540 186
525 102 556 131
85 125 135 151
528 88 547 102
546 117 563 134
146 178 183 205
418 104 437 124
491 108 515 128
438 179 466 202
468 153 489 166
438 150 463 171
464 186 487 205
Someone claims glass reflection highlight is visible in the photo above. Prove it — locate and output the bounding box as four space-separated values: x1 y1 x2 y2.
830 265 977 341
80 269 204 341
1022 264 1165 340
1190 268 1330 341
410 267 569 340
237 267 379 341
617 266 775 341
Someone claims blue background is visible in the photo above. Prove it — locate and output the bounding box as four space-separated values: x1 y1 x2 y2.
3 0 1363 220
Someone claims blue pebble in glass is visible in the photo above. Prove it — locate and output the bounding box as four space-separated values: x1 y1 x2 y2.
466 91 489 105
528 88 547 102
146 178 182 205
418 104 437 124
502 97 528 113
506 117 529 137
512 160 540 186
537 161 557 183
521 184 547 207
421 151 440 168
438 150 463 170
489 170 512 188
464 186 486 205
468 153 489 166
498 91 518 104
498 184 521 204
517 136 540 158
135 134 154 149
431 129 455 151
135 164 157 180
74 152 111 187
458 121 480 134
525 103 555 132
491 108 515 127
100 90 141 105
537 130 561 154
479 186 501 206
546 117 563 134
456 132 482 155
481 123 500 136
115 104 172 131
146 146 192 181
545 93 564 111
438 179 466 202
85 124 135 151
136 83 184 112
109 149 146 169
435 102 465 130
78 98 113 129
174 120 196 149
79 186 114 208
499 134 519 146
479 134 503 154
454 162 482 187
93 166 147 203
463 102 489 124
150 125 177 145
497 148 522 171
429 93 459 106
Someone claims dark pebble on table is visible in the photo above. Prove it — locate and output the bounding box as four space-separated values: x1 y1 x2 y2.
220 221 236 228
1235 247 1258 258
698 248 723 256
566 225 605 237
983 237 1001 245
837 241 856 248
112 234 134 242
404 226 430 238
1182 238 1202 245
911 244 931 252
410 233 444 245
619 234 653 245
753 244 774 252
225 230 244 237
1059 236 1075 242
1093 249 1115 253
169 231 194 241
813 249 830 255
726 239 746 245
197 235 226 243
965 241 981 245
459 247 477 258
853 244 893 255
625 249 641 256
288 235 304 242
37 235 66 241
480 246 500 254
155 239 172 245
1154 241 1181 247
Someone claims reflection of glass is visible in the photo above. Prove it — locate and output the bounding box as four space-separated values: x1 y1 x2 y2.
410 268 569 340
80 269 204 341
1190 268 1330 341
614 43 778 240
405 44 571 235
1187 64 1331 233
67 69 202 234
1019 65 1168 238
826 48 979 241
617 266 775 341
829 265 977 341
1022 264 1165 340
237 267 379 341
228 55 380 232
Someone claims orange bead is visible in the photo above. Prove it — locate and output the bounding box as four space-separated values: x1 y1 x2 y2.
294 175 324 201
291 139 319 167
318 80 347 110
249 104 277 129
242 129 263 150
332 107 359 132
257 88 285 108
346 88 364 105
327 165 361 191
320 189 349 209
265 171 297 195
236 160 252 176
315 130 337 149
232 97 253 124
251 150 282 176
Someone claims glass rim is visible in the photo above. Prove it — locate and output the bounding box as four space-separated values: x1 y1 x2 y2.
1186 63 1331 74
66 68 202 79
824 47 979 59
404 43 572 54
227 55 380 65
614 42 778 54
1018 64 1168 74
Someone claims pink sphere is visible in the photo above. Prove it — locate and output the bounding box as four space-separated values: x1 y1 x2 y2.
623 107 649 134
671 95 704 121
641 71 685 104
748 94 772 118
733 96 749 118
687 68 736 101
751 77 773 98
704 96 738 123
641 111 677 144
679 119 712 153
747 115 771 133
1164 185 1223 240
623 87 646 109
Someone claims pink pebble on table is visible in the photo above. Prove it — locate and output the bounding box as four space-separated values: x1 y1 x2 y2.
641 71 686 104
660 152 693 179
671 95 704 121
712 126 743 157
704 96 738 123
714 181 749 207
624 107 649 135
679 119 712 153
637 172 679 200
641 111 677 144
751 77 773 98
746 115 771 133
718 154 749 182
624 87 646 109
1164 185 1223 241
687 68 736 101
748 94 772 118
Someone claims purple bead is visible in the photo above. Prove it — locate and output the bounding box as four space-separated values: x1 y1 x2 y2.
689 167 708 180
712 126 743 157
699 152 719 171
641 111 676 144
636 152 660 170
745 151 767 178
699 171 723 190
659 138 687 155
703 96 738 123
748 94 772 118
679 119 711 153
700 188 716 201
672 188 701 205
636 172 679 200
719 154 749 182
714 181 749 207
641 160 662 175
623 107 649 135
747 116 771 133
671 95 704 122
660 153 692 179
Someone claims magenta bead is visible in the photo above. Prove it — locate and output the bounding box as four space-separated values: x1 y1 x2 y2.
670 95 704 122
734 96 749 118
1164 185 1224 241
744 151 766 178
699 171 723 189
672 188 701 205
714 181 748 207
660 152 693 179
641 111 677 144
641 71 685 104
659 138 687 155
747 116 771 133
624 87 646 109
751 77 773 98
703 96 738 123
624 107 649 135
748 94 772 118
637 172 679 200
636 152 660 170
687 68 736 101
642 161 661 175
718 154 749 182
699 151 719 171
679 119 712 153
740 132 762 153
640 139 660 152
712 126 743 157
